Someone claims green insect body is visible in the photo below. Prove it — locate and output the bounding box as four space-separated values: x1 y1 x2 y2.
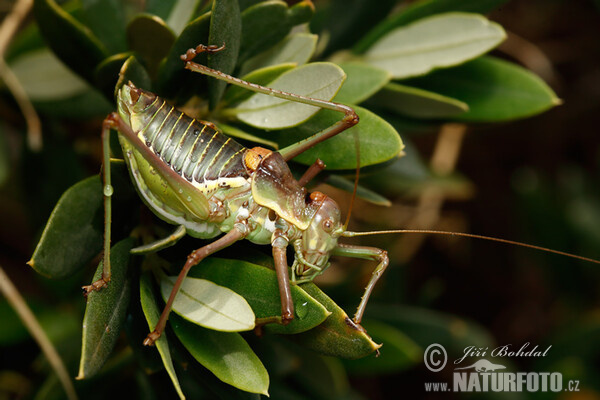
88 44 390 346
117 82 339 268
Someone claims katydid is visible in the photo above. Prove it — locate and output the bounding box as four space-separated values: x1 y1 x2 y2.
85 44 600 347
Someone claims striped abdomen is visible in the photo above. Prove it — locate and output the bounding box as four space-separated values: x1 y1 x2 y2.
134 97 248 188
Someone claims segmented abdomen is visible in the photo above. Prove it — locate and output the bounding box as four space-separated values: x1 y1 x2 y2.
135 98 248 187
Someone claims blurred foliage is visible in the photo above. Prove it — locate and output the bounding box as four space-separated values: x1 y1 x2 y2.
0 0 599 399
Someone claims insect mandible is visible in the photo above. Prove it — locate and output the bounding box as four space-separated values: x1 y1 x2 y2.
83 44 397 346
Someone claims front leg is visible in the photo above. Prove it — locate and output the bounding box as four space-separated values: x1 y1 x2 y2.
272 230 294 325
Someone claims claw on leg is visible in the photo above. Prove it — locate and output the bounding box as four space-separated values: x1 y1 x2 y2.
82 278 109 297
143 330 161 346
180 43 226 62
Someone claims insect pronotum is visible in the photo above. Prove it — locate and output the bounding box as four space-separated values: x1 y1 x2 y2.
85 44 600 347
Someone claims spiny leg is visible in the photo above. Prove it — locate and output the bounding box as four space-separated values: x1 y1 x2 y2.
144 228 244 346
82 113 119 295
331 243 389 324
181 44 359 161
272 231 294 325
298 159 326 187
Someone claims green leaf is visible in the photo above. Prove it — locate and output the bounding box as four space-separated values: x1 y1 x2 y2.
325 175 391 207
139 272 185 400
156 12 210 98
80 0 127 54
292 283 381 359
28 175 103 278
363 13 506 79
240 33 317 76
33 0 108 83
126 14 176 79
160 275 255 332
145 0 177 20
404 56 561 122
171 314 269 395
218 123 279 150
370 82 468 118
77 238 134 379
274 105 404 169
232 62 345 129
34 89 113 119
342 320 422 375
208 0 241 108
115 56 153 95
315 0 397 57
9 48 89 101
187 258 330 334
334 62 391 104
223 63 296 106
95 52 134 101
29 162 134 279
239 0 314 63
166 0 202 34
354 0 510 53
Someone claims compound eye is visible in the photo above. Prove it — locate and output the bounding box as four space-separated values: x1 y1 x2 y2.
322 219 333 233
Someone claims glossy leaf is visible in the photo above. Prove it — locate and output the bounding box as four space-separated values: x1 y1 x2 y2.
240 33 317 76
222 63 296 106
115 56 153 94
208 0 241 108
80 0 127 54
292 283 381 359
9 49 89 101
28 175 103 278
370 82 468 118
274 105 404 169
315 0 397 57
28 162 134 279
187 258 330 334
218 123 279 150
156 12 210 98
77 238 134 379
363 13 505 79
232 62 345 129
404 56 561 121
239 0 314 62
127 15 176 79
33 0 108 83
139 272 185 400
95 52 133 101
354 0 510 53
160 275 255 332
334 62 391 104
33 89 113 119
342 320 422 374
166 0 202 35
171 314 269 395
145 0 177 20
325 175 391 207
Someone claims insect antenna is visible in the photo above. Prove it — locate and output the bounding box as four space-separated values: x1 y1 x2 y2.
343 130 361 230
341 229 600 265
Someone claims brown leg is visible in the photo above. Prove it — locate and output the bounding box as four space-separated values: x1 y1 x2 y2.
298 159 326 187
272 232 294 325
144 228 243 346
